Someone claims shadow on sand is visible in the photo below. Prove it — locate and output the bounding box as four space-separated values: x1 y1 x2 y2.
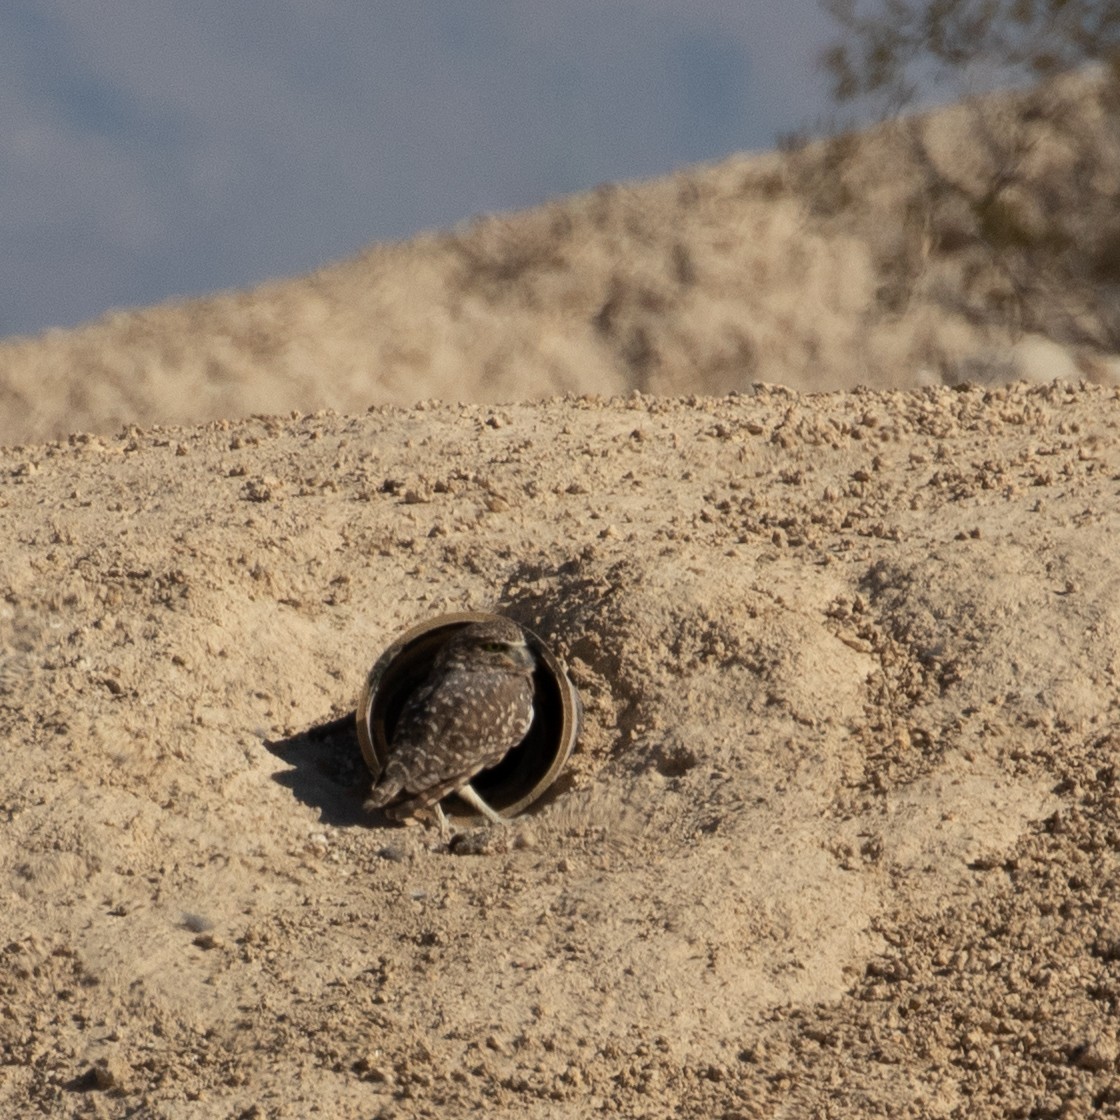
264 713 373 828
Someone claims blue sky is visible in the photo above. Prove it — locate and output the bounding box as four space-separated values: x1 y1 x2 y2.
1 1 838 339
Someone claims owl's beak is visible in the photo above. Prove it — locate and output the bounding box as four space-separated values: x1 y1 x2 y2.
506 643 537 672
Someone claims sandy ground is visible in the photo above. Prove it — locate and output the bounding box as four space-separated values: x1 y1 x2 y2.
3 380 1120 1117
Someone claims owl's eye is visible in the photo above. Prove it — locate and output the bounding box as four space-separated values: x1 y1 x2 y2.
481 641 507 653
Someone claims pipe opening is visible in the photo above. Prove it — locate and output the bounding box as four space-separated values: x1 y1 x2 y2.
357 613 580 819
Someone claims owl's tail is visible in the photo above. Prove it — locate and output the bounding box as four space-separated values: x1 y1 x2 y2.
363 774 404 813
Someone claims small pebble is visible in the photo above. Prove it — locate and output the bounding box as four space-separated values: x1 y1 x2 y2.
378 843 413 863
449 827 509 856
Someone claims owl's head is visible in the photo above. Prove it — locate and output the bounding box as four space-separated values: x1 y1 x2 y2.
438 619 536 675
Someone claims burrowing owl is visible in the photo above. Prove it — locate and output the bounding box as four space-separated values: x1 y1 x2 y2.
363 618 536 836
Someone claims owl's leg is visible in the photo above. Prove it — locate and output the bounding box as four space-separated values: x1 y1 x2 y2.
432 801 453 843
456 782 505 826
386 791 455 842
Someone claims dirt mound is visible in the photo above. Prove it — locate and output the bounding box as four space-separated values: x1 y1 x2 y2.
3 381 1120 1116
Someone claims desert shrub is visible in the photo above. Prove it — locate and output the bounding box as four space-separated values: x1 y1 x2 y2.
816 0 1120 350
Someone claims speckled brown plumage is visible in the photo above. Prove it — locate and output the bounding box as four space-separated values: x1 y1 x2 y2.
364 618 536 828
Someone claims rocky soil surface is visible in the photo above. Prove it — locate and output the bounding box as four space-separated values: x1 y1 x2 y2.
4 381 1120 1117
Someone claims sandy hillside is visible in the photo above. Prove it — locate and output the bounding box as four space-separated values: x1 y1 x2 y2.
2 69 1119 447
4 380 1120 1117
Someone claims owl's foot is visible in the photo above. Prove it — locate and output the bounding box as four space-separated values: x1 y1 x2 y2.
455 782 506 826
